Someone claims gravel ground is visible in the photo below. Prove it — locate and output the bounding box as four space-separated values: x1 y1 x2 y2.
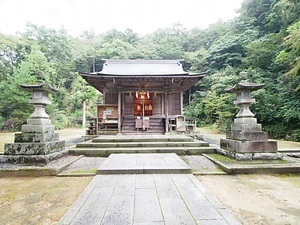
0 155 107 174
182 155 222 172
60 155 220 173
0 155 220 173
0 155 79 170
61 157 106 173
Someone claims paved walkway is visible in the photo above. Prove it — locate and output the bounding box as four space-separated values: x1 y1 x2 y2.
97 153 191 174
59 153 241 225
58 174 240 225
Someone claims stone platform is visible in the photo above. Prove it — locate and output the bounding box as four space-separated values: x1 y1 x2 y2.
58 174 241 225
69 134 216 157
97 153 191 174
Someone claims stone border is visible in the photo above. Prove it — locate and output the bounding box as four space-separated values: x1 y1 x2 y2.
57 172 96 177
192 171 227 175
0 155 84 177
217 148 283 161
203 153 300 174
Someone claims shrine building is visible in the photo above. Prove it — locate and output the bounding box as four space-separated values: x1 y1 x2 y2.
81 59 205 134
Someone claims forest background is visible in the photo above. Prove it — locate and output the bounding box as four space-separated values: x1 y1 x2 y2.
0 0 299 141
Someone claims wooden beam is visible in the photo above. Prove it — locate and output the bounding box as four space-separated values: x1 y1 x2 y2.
118 92 121 134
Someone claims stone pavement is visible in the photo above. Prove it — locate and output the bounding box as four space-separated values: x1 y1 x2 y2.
59 153 241 225
97 153 191 174
58 174 240 225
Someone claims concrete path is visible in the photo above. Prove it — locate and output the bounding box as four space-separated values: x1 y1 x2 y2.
58 174 240 225
97 153 191 174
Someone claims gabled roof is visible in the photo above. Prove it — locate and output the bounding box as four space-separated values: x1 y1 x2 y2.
98 59 188 76
81 59 205 93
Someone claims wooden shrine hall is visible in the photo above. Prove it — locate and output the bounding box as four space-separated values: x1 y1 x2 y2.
81 59 205 134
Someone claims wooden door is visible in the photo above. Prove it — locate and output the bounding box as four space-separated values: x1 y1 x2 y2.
124 94 134 115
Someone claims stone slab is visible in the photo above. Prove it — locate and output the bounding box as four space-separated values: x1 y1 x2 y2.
226 131 268 141
0 149 68 164
68 146 216 157
92 135 194 143
4 140 65 155
76 141 209 148
58 174 241 225
220 138 278 153
14 132 59 143
21 124 55 133
27 118 52 125
97 153 191 174
204 153 300 174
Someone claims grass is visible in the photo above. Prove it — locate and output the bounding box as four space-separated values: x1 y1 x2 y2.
208 154 238 163
0 132 14 152
66 168 97 174
208 153 290 165
180 156 189 164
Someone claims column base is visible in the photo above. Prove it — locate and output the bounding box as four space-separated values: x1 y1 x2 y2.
0 149 68 164
4 140 65 155
220 138 281 160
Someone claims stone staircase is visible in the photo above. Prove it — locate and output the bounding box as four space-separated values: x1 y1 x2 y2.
121 116 165 134
68 135 217 157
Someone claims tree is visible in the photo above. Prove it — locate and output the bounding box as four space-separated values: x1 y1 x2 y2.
244 33 283 70
276 20 300 80
0 45 50 129
206 34 246 71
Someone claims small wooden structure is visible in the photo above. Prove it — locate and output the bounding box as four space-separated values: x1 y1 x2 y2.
81 59 205 134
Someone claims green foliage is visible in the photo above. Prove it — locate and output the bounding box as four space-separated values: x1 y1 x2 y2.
244 33 283 70
276 20 300 81
205 34 246 72
0 47 49 129
1 1 300 141
185 67 238 132
291 129 300 142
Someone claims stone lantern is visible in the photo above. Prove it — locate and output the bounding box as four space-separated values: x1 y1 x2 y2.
220 72 282 160
3 81 65 163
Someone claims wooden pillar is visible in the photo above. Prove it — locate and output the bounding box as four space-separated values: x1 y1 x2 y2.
118 92 121 134
103 91 106 104
165 93 169 133
82 100 86 128
180 92 183 115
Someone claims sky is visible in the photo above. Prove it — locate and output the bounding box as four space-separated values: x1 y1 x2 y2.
0 0 243 36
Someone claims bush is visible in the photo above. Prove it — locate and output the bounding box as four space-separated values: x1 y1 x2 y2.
0 118 23 131
263 124 288 139
291 130 300 142
50 112 71 130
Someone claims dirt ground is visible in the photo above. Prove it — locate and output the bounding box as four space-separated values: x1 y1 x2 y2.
0 177 92 225
0 174 299 225
1 128 300 224
198 174 300 225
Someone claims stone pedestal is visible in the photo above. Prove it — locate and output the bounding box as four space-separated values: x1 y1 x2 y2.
219 73 282 160
2 82 66 164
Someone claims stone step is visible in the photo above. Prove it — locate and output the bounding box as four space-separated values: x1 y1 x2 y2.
122 121 164 125
92 135 194 143
121 131 165 135
97 153 191 174
68 146 217 157
77 141 209 148
121 127 164 132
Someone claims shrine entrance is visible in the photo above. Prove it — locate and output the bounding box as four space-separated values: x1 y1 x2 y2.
134 91 153 117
